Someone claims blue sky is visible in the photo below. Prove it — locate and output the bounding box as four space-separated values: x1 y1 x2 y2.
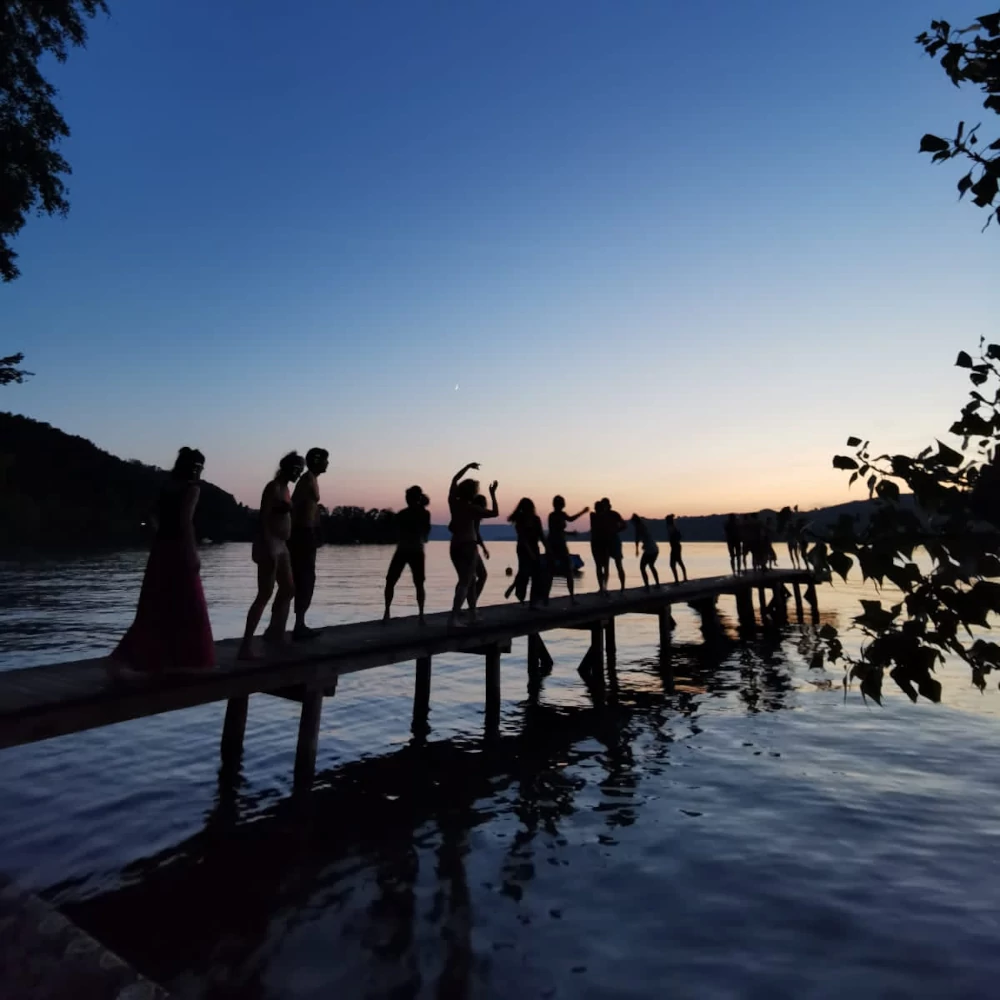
3 0 998 517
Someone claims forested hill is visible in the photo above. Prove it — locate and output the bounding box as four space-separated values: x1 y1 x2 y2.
0 413 254 553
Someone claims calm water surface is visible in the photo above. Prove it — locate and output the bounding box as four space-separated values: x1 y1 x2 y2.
1 542 999 999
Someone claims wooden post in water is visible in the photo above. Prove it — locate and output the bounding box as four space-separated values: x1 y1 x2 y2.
658 607 674 692
772 586 788 624
735 588 756 633
757 586 768 621
589 624 606 698
604 618 618 696
792 581 804 621
220 695 249 766
805 580 820 623
294 689 324 792
485 644 501 736
412 656 432 737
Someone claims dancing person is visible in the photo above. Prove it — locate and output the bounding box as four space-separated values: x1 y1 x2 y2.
589 500 611 595
384 485 431 623
548 496 588 603
724 513 741 575
505 498 547 607
110 447 215 677
631 513 660 590
665 514 688 583
604 498 628 592
448 463 498 627
238 452 305 659
289 446 329 640
474 494 490 600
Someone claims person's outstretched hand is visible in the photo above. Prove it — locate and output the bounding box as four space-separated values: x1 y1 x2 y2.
489 480 498 493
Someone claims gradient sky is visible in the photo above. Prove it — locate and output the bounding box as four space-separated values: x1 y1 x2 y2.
3 0 998 519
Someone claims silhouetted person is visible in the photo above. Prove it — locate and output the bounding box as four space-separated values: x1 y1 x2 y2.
631 514 660 590
547 496 588 604
589 499 611 595
384 485 431 623
665 514 687 583
448 463 498 627
289 446 329 640
505 498 547 607
110 447 215 677
604 498 627 592
738 515 753 572
239 452 305 659
724 513 741 574
474 494 490 600
786 519 802 569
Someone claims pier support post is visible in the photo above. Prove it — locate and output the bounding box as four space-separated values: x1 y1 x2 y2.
604 618 618 697
221 695 249 767
690 596 721 641
792 581 804 621
658 608 674 692
771 586 788 624
412 656 432 738
589 624 606 698
805 581 820 624
757 586 768 621
485 644 501 736
294 689 324 792
735 588 756 634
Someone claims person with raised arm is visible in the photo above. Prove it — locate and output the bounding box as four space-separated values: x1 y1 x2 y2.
473 494 490 600
384 485 432 623
548 495 588 604
110 447 215 677
238 452 305 659
631 513 661 590
289 446 329 640
448 463 499 627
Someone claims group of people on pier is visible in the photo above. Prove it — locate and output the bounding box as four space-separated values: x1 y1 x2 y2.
107 449 780 678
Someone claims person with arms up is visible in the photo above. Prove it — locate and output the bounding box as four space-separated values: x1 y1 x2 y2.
110 447 215 677
548 495 588 603
384 485 432 623
238 452 305 659
448 462 499 627
289 446 329 640
631 513 660 590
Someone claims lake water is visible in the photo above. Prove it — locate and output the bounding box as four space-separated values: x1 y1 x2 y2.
1 541 999 999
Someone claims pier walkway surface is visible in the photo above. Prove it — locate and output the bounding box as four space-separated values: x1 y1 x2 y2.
0 569 816 789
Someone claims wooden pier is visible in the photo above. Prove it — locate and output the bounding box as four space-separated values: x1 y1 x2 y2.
0 570 817 790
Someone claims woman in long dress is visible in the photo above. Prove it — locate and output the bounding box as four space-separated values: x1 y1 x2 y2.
238 452 305 659
109 447 215 676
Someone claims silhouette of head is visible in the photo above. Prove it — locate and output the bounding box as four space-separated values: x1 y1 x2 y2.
173 447 205 481
473 494 487 509
277 451 305 483
630 513 640 524
597 498 610 513
305 448 329 475
456 478 479 501
665 514 675 525
508 497 535 522
553 495 566 511
405 485 428 507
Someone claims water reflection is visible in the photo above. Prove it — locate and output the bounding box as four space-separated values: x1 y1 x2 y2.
58 626 806 999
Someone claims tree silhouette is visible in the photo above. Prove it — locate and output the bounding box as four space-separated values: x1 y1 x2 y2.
1 1 109 282
0 353 31 385
916 11 1000 225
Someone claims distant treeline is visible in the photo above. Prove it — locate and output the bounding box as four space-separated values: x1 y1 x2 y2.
0 413 254 553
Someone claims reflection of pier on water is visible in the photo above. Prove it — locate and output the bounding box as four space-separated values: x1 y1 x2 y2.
57 604 837 999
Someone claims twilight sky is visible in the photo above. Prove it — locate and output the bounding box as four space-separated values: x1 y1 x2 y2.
3 0 998 519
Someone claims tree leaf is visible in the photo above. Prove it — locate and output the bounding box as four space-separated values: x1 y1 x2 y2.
956 350 974 368
828 550 853 582
833 455 859 471
958 172 974 197
846 436 862 447
919 133 950 153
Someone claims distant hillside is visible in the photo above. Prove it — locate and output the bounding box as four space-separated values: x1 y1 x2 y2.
0 413 255 553
428 496 914 544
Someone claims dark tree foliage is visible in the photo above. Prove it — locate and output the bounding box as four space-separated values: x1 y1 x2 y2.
1 0 108 282
0 352 31 384
916 10 1000 225
321 506 398 545
811 342 1000 703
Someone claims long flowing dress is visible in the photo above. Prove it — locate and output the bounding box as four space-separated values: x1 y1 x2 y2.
111 480 215 672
